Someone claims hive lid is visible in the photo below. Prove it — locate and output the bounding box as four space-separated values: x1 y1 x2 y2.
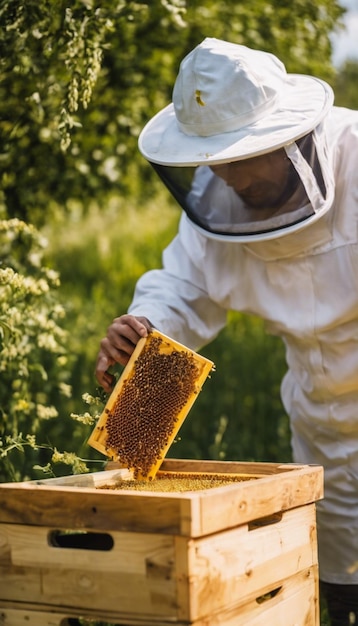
88 329 214 480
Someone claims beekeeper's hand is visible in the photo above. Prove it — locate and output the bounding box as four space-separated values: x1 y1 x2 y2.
95 314 152 391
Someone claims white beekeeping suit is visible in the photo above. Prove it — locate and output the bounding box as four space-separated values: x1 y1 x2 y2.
127 38 358 588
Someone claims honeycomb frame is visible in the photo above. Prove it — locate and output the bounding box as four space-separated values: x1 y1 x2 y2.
88 329 214 480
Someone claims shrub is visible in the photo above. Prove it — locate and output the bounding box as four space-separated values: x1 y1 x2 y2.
0 218 84 481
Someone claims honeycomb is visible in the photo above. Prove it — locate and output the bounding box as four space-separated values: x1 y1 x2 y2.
97 472 256 492
88 330 214 480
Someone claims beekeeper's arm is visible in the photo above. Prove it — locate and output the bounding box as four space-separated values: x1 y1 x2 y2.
95 216 227 390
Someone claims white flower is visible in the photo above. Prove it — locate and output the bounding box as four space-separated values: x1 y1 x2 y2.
37 405 58 420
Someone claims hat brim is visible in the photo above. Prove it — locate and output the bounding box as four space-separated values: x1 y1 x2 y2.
138 75 333 166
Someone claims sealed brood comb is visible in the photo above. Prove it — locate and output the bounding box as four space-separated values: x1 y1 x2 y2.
88 329 214 480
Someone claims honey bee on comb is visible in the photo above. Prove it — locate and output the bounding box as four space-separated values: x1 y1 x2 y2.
88 329 215 480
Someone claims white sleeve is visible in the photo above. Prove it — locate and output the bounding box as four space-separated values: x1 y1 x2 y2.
128 215 227 350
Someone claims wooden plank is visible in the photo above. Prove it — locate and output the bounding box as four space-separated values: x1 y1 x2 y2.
24 467 134 487
195 465 323 537
187 505 318 620
158 458 305 475
174 535 192 622
0 565 319 625
0 484 186 534
0 525 178 618
0 607 71 626
198 566 320 626
0 461 323 538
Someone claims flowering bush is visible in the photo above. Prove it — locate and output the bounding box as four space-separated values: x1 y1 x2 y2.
0 218 83 481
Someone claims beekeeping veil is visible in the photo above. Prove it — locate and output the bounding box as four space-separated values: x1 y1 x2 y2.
138 38 334 242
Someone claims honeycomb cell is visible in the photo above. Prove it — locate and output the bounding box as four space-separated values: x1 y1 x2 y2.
104 337 200 478
97 472 253 492
88 330 214 479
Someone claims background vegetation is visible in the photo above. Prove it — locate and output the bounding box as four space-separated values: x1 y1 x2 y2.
1 0 357 489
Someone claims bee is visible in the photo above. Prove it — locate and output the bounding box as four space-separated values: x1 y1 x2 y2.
195 89 205 106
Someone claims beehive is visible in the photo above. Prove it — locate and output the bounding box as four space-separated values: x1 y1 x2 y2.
0 458 324 626
88 329 214 479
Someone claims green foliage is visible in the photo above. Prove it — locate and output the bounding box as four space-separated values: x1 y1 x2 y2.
0 219 72 479
333 60 358 108
0 0 344 227
0 0 186 225
184 0 343 77
43 192 180 411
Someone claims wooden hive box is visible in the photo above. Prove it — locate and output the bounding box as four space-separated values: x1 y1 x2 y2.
0 458 323 626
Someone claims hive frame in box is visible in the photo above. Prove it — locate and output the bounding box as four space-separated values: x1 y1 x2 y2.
88 329 214 479
0 459 324 626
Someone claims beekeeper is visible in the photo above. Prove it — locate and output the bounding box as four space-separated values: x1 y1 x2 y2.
96 38 358 624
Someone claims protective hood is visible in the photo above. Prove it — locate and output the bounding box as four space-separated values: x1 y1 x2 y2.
150 125 335 242
138 37 335 242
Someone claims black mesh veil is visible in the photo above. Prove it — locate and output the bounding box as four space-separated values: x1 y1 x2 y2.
150 131 331 242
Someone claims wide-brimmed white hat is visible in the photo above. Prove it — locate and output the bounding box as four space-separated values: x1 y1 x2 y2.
138 37 333 166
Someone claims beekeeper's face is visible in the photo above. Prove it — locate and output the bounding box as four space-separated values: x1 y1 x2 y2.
210 149 292 210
